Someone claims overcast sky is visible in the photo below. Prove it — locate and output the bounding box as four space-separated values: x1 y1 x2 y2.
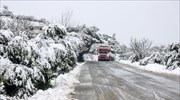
1 0 179 45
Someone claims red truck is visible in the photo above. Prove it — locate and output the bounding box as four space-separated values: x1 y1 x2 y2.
98 46 111 61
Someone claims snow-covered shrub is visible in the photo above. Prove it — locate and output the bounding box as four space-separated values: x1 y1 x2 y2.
1 63 36 98
131 41 180 68
7 36 37 66
43 25 67 41
0 19 6 29
138 43 180 70
0 30 14 57
16 15 37 22
7 18 31 36
0 30 14 45
34 25 77 87
0 44 6 57
119 52 132 60
0 5 14 18
165 43 180 70
66 26 81 33
65 32 83 54
1 6 78 99
67 25 102 62
28 25 77 89
0 82 4 94
130 38 152 62
0 24 79 99
139 52 161 66
0 6 48 38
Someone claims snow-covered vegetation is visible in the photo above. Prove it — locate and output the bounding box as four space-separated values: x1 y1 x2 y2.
139 43 180 70
0 6 81 99
0 24 79 99
0 5 121 99
0 5 48 39
118 38 180 72
0 5 179 100
0 5 49 24
67 25 103 62
87 33 122 61
28 63 83 100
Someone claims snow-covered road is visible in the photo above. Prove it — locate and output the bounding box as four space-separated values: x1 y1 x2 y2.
73 61 180 100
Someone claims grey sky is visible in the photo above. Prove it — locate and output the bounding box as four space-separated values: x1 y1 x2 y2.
1 0 179 45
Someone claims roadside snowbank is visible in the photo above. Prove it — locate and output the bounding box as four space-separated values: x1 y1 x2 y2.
84 54 98 61
28 63 84 100
120 60 180 76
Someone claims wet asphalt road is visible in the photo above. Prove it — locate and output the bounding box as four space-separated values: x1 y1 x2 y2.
73 61 180 100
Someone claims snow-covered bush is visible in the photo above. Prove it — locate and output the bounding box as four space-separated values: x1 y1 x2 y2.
0 82 4 94
138 43 180 70
0 24 78 99
65 32 83 54
30 25 77 88
1 7 78 99
43 25 67 41
0 30 14 58
0 5 14 18
1 6 48 38
118 45 132 60
1 5 49 24
130 38 152 62
139 52 163 66
0 30 14 45
1 64 36 98
7 36 36 65
67 25 102 62
164 43 180 70
0 18 6 29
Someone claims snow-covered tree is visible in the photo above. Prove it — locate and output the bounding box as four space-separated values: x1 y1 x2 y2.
118 44 132 60
67 25 102 62
1 5 14 18
130 38 152 62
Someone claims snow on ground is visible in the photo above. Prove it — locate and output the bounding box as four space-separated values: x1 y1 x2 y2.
120 60 180 76
28 63 84 100
84 54 98 61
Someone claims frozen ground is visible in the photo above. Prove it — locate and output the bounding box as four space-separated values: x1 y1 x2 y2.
119 60 180 76
28 63 84 100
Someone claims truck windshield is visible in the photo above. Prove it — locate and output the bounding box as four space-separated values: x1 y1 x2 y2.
99 49 109 53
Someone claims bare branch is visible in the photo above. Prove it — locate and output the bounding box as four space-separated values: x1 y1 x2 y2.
60 10 73 27
130 38 152 59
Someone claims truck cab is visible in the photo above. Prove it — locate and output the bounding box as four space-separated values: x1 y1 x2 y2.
98 46 111 61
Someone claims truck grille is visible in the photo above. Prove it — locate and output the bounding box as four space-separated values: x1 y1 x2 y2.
99 55 108 58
